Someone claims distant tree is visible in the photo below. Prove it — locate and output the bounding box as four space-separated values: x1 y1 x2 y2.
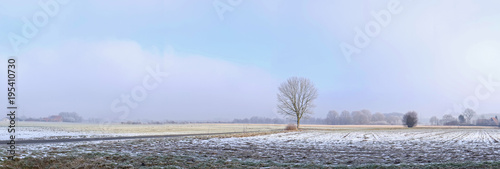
272 117 285 124
441 114 456 125
233 117 286 124
326 110 339 125
59 112 82 123
498 116 500 128
277 77 318 129
385 116 401 125
250 116 260 123
430 116 439 126
372 112 385 122
340 110 352 125
384 112 404 117
463 108 476 124
242 118 249 123
87 118 103 123
458 115 466 124
402 111 418 128
361 109 372 121
351 111 361 124
352 111 370 125
306 117 327 124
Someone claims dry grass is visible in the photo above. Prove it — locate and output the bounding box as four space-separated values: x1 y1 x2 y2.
2 121 495 138
1 122 285 135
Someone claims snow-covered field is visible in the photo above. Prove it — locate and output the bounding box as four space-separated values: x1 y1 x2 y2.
194 128 500 165
6 127 500 166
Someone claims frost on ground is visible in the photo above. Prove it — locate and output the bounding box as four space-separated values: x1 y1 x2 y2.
4 128 500 167
0 122 281 141
187 129 500 165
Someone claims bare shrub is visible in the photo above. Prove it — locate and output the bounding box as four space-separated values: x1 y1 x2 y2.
402 111 418 128
285 124 298 130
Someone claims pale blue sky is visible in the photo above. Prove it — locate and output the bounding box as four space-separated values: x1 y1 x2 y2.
1 0 500 121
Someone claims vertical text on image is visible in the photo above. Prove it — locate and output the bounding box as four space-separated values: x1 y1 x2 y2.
6 58 17 160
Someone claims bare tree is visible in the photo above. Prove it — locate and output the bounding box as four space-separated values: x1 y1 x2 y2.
402 111 418 128
326 110 339 125
442 114 456 125
385 115 401 125
59 112 82 122
372 112 385 122
361 109 372 121
352 111 370 125
277 77 318 129
463 108 476 124
340 110 352 125
429 116 438 126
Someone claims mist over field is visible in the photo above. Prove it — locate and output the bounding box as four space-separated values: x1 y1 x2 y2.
1 0 499 122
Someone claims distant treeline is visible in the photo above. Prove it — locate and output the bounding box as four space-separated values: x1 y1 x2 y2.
232 117 287 124
430 113 500 126
232 110 405 125
19 112 83 123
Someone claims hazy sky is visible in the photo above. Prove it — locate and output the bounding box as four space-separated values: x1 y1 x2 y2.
1 0 499 121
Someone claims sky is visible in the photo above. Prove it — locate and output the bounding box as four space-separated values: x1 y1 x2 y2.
0 0 499 121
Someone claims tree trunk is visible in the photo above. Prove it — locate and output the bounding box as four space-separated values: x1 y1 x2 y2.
296 118 300 129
